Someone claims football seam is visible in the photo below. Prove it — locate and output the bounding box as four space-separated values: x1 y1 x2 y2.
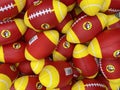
0 19 13 24
28 8 54 20
71 15 87 27
85 83 106 88
54 35 65 50
108 8 120 12
99 60 108 79
0 3 14 12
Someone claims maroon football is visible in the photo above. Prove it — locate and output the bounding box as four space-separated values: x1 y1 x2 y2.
88 28 120 58
0 18 27 45
73 44 98 78
99 58 120 80
66 13 107 43
39 61 73 88
10 75 46 90
24 0 67 31
53 35 75 61
0 40 26 63
18 58 51 75
25 30 59 61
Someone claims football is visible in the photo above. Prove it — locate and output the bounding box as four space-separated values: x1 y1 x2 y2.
25 30 59 61
0 18 27 45
73 44 98 78
18 58 51 75
53 35 75 61
88 28 120 58
39 61 73 88
24 0 67 31
66 13 107 43
0 0 26 20
0 41 26 63
99 58 120 81
10 75 46 90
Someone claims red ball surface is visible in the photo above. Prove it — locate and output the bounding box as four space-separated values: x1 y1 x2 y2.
99 58 120 80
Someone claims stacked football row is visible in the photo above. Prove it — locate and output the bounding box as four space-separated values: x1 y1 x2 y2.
0 0 120 90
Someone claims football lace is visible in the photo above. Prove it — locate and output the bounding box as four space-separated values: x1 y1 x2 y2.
0 19 13 24
85 83 106 88
99 60 108 79
108 8 120 13
71 15 87 27
28 8 54 20
0 3 14 12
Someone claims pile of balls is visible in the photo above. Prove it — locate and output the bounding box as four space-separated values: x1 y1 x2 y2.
0 0 120 90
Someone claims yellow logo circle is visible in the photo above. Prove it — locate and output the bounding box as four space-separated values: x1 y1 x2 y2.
13 43 21 49
113 50 120 57
63 41 70 48
41 23 50 30
1 30 11 38
83 21 92 30
106 65 115 73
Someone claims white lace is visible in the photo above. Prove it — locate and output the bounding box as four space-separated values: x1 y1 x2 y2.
28 8 53 20
108 8 120 12
0 3 14 12
86 83 105 88
99 60 108 79
72 15 87 27
0 19 13 24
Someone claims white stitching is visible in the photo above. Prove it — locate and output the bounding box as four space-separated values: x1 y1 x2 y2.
0 3 14 12
28 8 53 20
108 8 120 13
85 83 106 88
72 15 87 27
99 60 108 79
0 19 13 24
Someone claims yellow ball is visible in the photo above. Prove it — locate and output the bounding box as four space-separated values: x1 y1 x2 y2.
79 0 104 16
